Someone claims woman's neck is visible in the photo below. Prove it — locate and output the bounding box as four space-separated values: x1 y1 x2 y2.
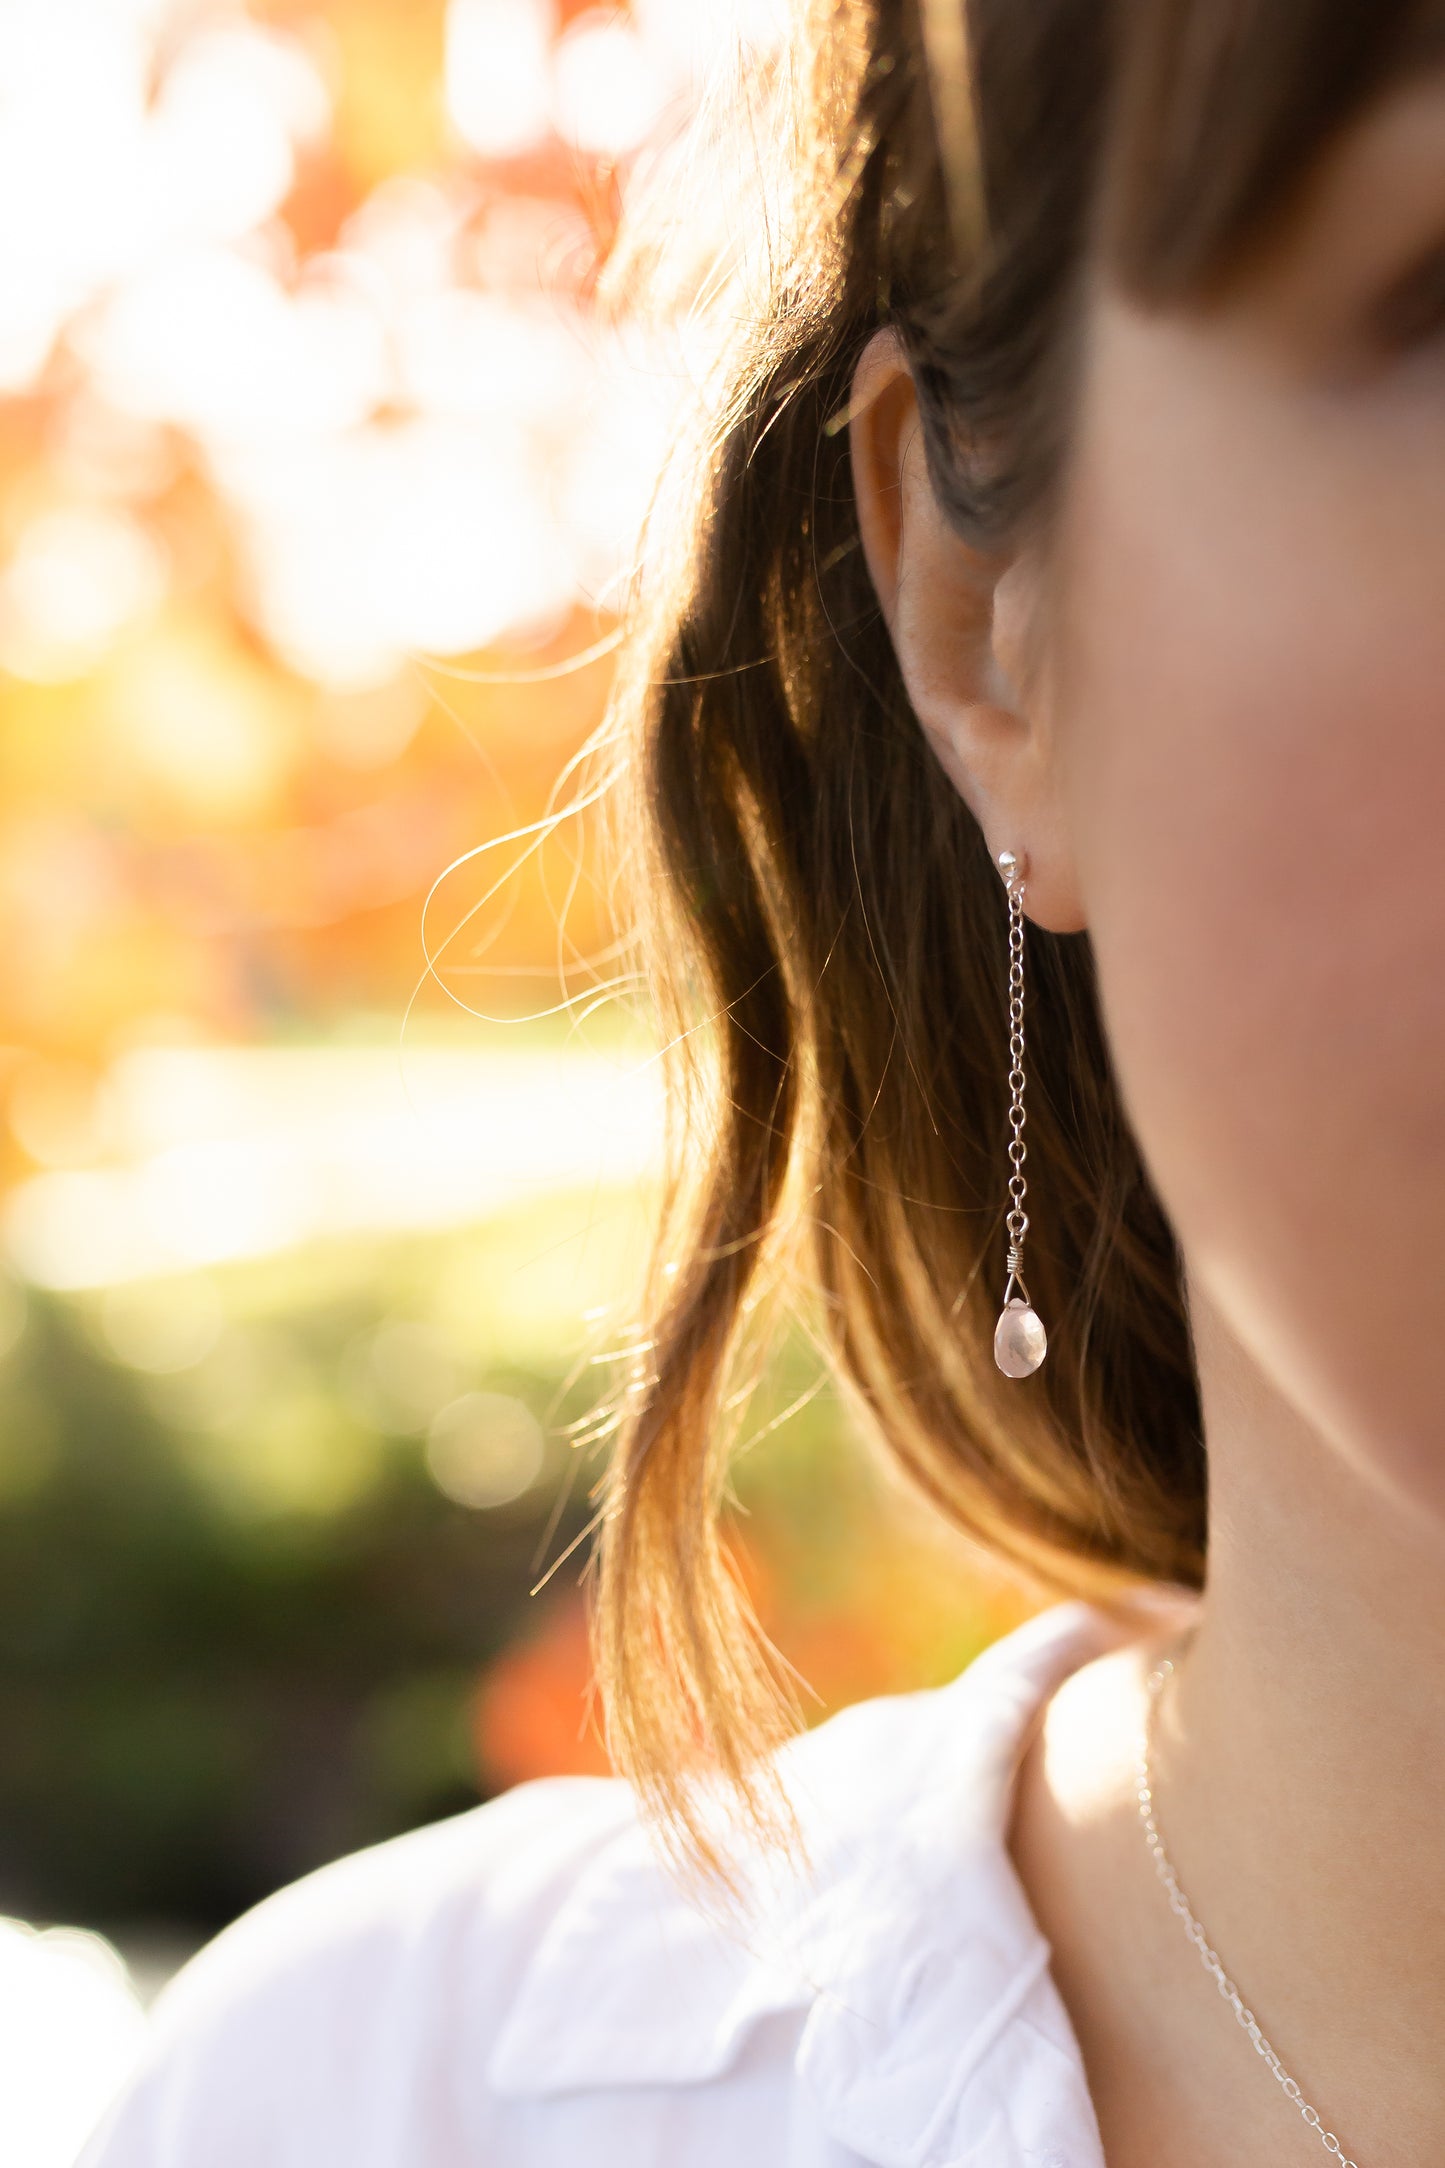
1010 1272 1445 2166
1174 1271 1445 2049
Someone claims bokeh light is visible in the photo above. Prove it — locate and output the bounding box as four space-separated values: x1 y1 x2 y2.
426 1389 546 1507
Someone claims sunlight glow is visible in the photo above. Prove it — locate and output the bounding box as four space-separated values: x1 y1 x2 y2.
5 1048 663 1290
446 0 555 159
0 0 724 680
148 25 331 244
82 249 388 442
226 416 575 685
0 508 166 683
101 632 293 815
552 14 670 155
0 7 328 393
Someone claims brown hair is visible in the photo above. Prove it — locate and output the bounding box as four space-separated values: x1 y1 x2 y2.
592 0 1442 1883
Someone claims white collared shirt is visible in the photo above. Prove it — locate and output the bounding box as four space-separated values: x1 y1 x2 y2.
80 1601 1132 2168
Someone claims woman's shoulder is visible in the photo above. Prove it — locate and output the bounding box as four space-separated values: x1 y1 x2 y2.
78 1602 1125 2168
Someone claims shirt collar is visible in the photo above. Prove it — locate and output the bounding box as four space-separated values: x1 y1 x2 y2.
485 1601 1144 2165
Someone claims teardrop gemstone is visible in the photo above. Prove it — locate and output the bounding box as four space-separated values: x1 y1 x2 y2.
994 1299 1047 1378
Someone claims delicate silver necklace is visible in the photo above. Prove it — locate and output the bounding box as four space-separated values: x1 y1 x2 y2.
1135 1650 1364 2168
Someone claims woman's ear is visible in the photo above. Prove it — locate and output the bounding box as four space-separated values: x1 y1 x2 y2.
847 326 1086 933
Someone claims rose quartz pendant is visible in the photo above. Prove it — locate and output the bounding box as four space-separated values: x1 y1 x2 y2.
994 1296 1047 1378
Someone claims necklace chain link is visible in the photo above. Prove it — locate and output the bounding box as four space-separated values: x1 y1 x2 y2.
1136 1654 1363 2168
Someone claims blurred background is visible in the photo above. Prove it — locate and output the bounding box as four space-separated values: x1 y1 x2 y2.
0 0 1033 2154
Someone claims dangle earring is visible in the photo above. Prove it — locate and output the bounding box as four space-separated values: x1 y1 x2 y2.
993 849 1048 1378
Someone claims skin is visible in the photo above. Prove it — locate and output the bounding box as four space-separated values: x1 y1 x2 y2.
850 67 1445 2168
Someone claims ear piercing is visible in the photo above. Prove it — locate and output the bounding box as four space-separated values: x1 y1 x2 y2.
993 849 1047 1378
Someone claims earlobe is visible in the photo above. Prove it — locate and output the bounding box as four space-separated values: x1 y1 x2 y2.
847 327 1086 935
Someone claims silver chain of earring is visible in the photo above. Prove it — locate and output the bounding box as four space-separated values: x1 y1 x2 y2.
1004 867 1029 1272
992 850 1047 1377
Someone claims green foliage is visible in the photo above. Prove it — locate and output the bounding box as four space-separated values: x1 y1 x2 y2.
0 1228 608 1934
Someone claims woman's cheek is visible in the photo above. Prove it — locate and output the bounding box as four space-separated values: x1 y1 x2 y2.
1054 302 1445 1501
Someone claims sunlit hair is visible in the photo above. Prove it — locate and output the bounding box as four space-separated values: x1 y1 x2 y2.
591 0 1440 1892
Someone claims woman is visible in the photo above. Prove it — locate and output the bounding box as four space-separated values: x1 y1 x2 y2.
82 0 1445 2162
